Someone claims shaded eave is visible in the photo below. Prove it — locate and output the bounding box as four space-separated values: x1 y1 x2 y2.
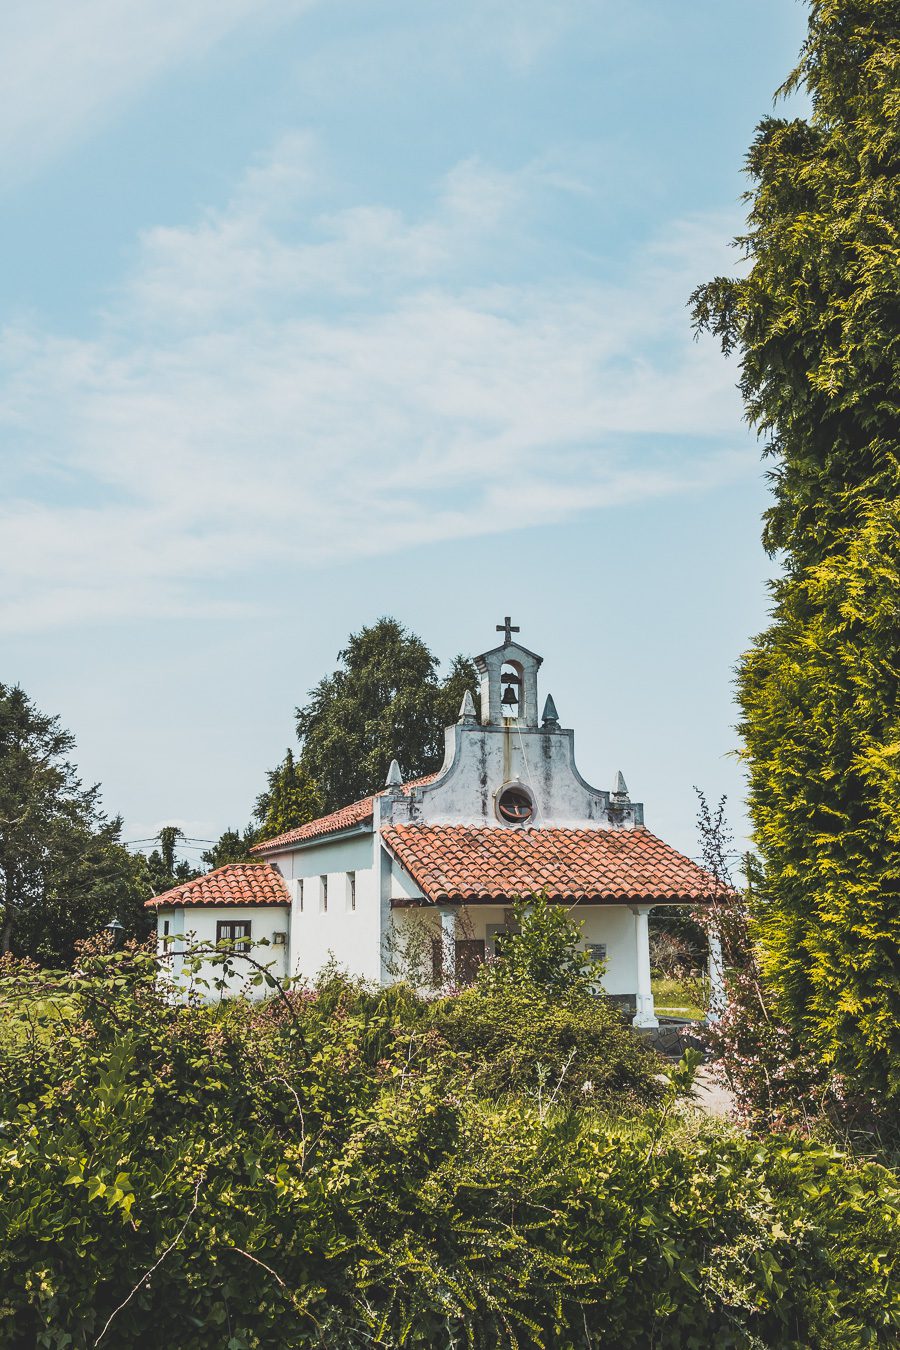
390 892 712 908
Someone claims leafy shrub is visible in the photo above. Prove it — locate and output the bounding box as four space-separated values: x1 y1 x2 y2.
692 794 894 1142
475 893 599 998
429 894 665 1108
432 980 664 1109
0 949 897 1348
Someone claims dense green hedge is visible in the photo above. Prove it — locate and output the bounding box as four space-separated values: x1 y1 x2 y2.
692 0 900 1105
0 951 897 1348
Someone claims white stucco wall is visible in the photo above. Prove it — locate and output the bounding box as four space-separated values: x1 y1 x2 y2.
388 902 646 996
266 833 382 984
375 637 643 833
154 904 289 1002
382 723 640 832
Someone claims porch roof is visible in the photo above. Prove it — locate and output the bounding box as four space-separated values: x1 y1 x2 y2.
382 823 719 905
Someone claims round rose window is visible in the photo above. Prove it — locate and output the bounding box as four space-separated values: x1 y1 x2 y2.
497 785 533 825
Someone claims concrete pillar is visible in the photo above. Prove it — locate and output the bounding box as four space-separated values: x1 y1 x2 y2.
630 904 658 1028
438 906 458 988
706 929 726 1024
377 840 394 986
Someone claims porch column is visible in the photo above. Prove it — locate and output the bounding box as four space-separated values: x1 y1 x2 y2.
630 904 658 1029
438 905 458 989
706 929 726 1024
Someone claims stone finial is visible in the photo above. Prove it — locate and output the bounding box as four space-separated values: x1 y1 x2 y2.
458 690 478 725
541 693 559 728
611 770 629 801
385 758 404 788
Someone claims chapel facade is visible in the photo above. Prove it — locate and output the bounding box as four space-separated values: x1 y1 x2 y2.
147 622 720 1027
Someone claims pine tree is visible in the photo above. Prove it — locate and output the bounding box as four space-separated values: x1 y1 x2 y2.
692 1 900 1101
254 750 323 838
145 826 201 896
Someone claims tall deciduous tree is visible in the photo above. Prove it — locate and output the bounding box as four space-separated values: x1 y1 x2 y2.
294 618 477 814
0 684 150 962
692 1 900 1101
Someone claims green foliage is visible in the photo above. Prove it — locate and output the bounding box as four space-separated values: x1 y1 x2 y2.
0 683 151 961
294 617 478 813
433 981 665 1110
253 748 323 838
475 894 600 999
692 1 900 1104
435 897 664 1108
200 824 259 870
650 906 706 972
145 826 201 897
0 954 897 1348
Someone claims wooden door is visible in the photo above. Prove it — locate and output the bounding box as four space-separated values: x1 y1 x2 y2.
454 939 486 986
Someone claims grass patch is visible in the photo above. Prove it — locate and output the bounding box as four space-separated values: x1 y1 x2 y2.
652 976 706 1020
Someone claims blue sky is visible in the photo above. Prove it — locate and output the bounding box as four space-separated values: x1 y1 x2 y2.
1 0 809 867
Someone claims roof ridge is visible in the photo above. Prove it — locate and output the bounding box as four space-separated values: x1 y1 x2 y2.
251 771 439 853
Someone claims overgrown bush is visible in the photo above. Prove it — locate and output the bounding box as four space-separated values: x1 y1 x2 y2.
692 0 900 1110
432 979 664 1109
1 943 898 1347
431 897 664 1109
649 929 696 979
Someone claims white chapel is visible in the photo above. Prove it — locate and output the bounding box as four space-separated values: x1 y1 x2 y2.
148 621 719 1027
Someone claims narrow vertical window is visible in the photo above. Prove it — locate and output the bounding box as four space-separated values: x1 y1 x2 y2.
320 875 328 912
348 871 356 912
297 878 304 913
500 661 523 719
163 919 170 938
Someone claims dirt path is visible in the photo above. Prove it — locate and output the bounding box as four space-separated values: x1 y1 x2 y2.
691 1064 735 1118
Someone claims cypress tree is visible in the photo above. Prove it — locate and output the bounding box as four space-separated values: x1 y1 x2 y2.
254 749 324 838
692 1 900 1102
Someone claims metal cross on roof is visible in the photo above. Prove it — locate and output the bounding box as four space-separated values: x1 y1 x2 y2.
496 616 520 645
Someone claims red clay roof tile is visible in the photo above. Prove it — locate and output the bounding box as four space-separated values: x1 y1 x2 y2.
251 774 438 852
145 861 290 909
381 824 719 904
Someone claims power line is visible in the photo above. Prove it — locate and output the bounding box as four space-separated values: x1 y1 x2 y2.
124 836 215 846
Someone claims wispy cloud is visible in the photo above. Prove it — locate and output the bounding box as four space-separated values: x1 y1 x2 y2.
0 136 743 634
0 0 312 181
0 0 600 186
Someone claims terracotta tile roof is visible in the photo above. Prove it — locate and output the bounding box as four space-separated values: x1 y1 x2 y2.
381 824 719 904
144 861 290 909
252 774 438 852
